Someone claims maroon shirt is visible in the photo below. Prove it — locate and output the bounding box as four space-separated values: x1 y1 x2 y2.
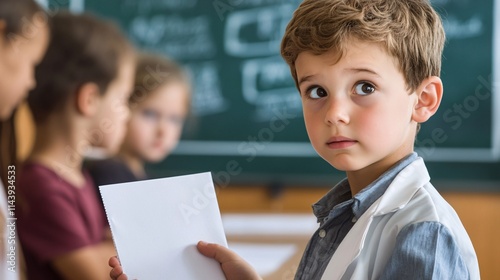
17 163 107 280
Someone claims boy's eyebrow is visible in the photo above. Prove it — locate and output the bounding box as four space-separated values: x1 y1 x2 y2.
298 75 314 87
298 67 381 87
346 67 381 77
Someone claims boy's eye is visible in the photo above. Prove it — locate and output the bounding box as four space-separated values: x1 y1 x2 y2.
354 82 375 96
307 86 328 99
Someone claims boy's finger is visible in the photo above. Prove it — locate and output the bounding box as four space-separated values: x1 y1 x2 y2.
110 266 124 278
109 256 126 279
197 241 241 263
109 256 120 267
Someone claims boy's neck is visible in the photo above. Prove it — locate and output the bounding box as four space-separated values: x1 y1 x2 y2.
346 150 414 196
347 168 386 196
117 151 146 179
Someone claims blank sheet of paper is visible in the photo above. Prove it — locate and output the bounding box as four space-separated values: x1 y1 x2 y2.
100 172 227 280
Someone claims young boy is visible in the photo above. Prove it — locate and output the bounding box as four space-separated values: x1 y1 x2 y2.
111 0 480 279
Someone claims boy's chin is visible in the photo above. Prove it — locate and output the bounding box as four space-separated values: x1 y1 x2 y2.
321 154 361 172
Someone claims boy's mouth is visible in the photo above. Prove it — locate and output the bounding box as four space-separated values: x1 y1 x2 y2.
326 136 357 149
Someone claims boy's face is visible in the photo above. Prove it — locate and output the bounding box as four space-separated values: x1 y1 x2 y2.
295 39 418 173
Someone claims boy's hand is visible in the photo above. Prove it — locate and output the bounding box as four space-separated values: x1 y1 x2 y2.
109 256 128 280
197 241 262 280
108 242 262 280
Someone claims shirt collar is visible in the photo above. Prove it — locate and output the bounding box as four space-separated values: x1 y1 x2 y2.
312 152 419 221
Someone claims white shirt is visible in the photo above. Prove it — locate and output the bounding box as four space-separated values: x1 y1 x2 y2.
321 158 480 280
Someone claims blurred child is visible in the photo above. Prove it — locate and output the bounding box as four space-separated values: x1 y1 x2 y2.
110 0 480 279
0 0 49 279
86 52 191 188
17 12 135 280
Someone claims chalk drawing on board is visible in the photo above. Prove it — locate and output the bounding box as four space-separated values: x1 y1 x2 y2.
443 15 483 39
186 62 228 117
241 56 301 121
224 5 294 57
121 0 197 13
69 0 84 13
130 15 216 59
35 0 84 13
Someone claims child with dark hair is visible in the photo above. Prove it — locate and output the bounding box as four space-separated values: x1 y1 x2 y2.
0 0 49 279
17 11 135 280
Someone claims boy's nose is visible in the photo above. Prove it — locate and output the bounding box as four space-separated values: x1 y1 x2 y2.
324 97 350 125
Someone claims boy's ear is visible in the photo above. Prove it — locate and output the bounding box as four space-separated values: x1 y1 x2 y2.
75 83 101 117
412 76 443 123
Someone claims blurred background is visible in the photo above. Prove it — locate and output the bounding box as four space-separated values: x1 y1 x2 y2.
15 0 500 279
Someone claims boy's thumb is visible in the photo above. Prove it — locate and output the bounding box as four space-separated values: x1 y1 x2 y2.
197 241 239 263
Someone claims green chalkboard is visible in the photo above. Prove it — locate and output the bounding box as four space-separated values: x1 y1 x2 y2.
42 0 500 190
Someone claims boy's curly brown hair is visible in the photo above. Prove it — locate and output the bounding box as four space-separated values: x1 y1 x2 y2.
281 0 446 92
